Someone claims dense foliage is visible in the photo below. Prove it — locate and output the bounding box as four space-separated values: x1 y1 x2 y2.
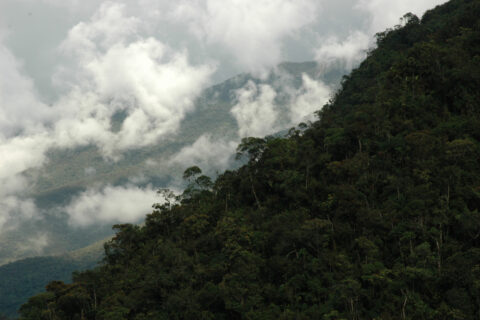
19 0 480 318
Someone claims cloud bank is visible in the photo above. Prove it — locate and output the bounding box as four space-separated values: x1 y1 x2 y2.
230 72 332 138
172 0 320 74
169 134 238 175
65 185 156 226
52 2 214 156
314 0 447 69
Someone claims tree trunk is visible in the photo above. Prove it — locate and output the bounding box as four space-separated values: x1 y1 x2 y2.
249 173 261 209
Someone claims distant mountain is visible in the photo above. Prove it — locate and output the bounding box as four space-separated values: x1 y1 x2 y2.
0 238 106 318
0 61 346 266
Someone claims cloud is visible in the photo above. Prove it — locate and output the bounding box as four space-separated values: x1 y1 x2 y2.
0 135 51 234
288 74 331 125
64 184 157 227
171 0 320 73
0 135 51 183
170 74 331 177
0 230 50 265
15 232 50 256
58 2 140 58
0 43 53 138
169 134 237 175
51 2 214 156
0 196 37 232
356 0 448 34
231 81 279 138
230 72 333 138
314 0 448 72
0 60 52 231
315 31 370 70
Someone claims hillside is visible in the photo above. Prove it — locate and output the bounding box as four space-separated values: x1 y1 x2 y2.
0 61 345 267
0 239 106 318
18 0 480 319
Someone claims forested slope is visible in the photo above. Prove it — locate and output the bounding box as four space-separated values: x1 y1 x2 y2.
19 0 480 319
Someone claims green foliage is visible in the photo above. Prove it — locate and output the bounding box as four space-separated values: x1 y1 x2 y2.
19 0 480 319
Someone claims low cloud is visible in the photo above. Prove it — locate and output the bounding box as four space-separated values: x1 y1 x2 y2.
314 0 448 72
64 184 157 227
169 134 237 176
0 231 50 265
15 232 50 256
0 43 53 138
231 81 279 138
231 73 332 138
289 74 332 125
315 31 370 70
356 0 447 34
0 135 51 234
0 196 37 232
52 2 214 156
171 0 320 74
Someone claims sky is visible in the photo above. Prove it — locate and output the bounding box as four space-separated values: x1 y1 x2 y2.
0 0 448 256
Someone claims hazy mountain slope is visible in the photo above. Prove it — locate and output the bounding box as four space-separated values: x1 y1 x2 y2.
0 238 107 318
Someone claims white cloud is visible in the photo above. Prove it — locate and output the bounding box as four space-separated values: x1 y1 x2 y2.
0 135 51 182
0 47 52 230
59 2 140 59
356 0 447 34
314 0 448 72
289 74 331 125
230 73 332 138
0 43 53 138
65 184 156 226
169 134 237 174
231 81 279 138
51 2 214 156
0 135 50 234
172 0 320 73
315 31 370 70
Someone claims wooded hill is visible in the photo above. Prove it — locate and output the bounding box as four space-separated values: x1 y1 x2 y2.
19 0 480 318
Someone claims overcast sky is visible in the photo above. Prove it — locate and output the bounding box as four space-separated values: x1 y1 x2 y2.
0 0 448 246
0 0 447 101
